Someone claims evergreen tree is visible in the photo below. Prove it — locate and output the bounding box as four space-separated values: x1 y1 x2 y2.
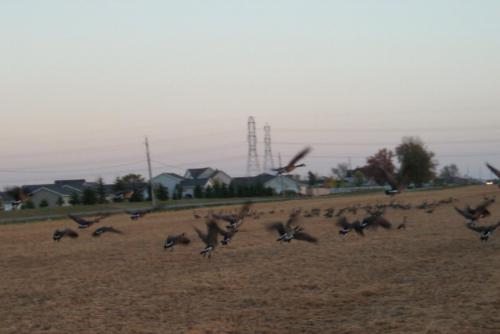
96 177 108 204
113 177 126 192
39 199 49 208
194 185 203 198
57 196 65 207
82 188 98 205
69 192 81 205
175 184 183 200
204 186 214 198
155 184 169 201
129 189 144 202
227 184 235 197
22 199 35 209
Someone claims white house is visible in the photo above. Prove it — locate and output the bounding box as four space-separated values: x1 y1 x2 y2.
184 168 215 180
151 173 185 199
180 178 214 198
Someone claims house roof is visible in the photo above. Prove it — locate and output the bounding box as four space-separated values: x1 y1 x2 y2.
54 179 86 186
29 185 74 197
186 167 213 179
23 181 118 196
154 172 185 180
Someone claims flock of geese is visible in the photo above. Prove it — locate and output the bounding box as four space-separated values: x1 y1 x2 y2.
52 147 500 255
52 193 499 259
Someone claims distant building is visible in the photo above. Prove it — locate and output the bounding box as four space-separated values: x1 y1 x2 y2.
184 167 231 186
180 178 214 198
26 185 74 208
153 167 232 199
0 192 18 211
151 173 185 199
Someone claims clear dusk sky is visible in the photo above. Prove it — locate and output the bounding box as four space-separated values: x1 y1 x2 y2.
1 0 500 187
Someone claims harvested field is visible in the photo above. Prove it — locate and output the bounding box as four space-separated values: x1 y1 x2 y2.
1 185 500 334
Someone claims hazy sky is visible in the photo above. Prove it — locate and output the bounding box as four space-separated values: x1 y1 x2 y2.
1 0 500 187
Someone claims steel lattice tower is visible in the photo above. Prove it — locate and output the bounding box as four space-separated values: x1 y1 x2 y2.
263 123 275 172
246 116 261 176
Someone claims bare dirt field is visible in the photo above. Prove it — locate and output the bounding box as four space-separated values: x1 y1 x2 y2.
1 185 500 334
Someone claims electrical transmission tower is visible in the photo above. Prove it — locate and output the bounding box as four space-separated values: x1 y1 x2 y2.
263 123 275 172
246 116 261 176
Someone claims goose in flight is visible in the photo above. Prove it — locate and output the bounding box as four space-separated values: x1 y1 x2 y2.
194 220 221 258
266 211 318 243
466 222 500 242
53 228 79 241
272 147 312 175
68 213 110 229
486 163 500 186
92 226 123 237
164 233 191 251
377 166 409 196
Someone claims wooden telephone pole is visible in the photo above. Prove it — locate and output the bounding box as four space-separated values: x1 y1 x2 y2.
145 136 157 207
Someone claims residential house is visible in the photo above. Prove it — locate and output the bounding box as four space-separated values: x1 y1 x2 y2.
180 178 214 198
0 192 19 211
25 185 74 208
152 167 232 199
151 173 185 199
184 168 232 186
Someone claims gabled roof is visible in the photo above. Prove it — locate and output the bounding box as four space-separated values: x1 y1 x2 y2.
154 172 185 180
54 179 87 187
29 185 74 197
185 167 214 179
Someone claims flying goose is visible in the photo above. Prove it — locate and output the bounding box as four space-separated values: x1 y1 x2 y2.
266 211 318 243
377 166 409 196
466 222 500 242
126 207 157 220
218 227 238 246
360 213 392 230
486 163 500 186
213 201 252 231
455 198 493 224
336 216 365 236
92 226 123 237
68 213 110 229
194 220 221 258
53 228 79 241
272 147 312 175
164 233 191 251
454 206 482 224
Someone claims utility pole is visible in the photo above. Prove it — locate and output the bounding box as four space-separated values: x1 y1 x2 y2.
145 136 157 207
279 153 285 196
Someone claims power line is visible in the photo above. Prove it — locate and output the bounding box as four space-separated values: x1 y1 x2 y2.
272 125 500 133
0 160 145 174
271 139 500 147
